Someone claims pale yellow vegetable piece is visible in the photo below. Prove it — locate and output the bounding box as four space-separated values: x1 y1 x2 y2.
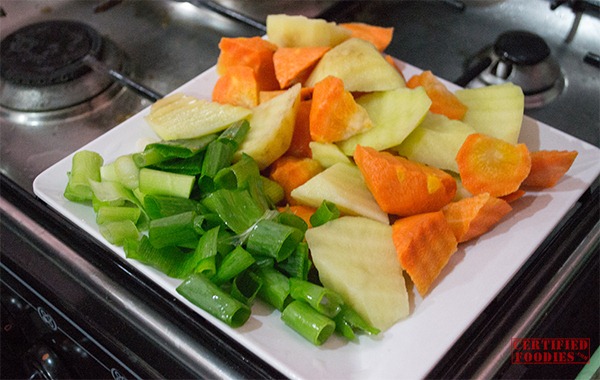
291 162 388 224
455 83 524 144
305 38 405 92
235 84 301 170
266 14 351 48
306 216 409 331
338 87 431 156
309 141 352 168
145 93 251 141
395 112 476 173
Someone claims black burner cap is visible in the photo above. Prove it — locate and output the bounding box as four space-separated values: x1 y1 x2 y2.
0 20 102 86
494 30 551 66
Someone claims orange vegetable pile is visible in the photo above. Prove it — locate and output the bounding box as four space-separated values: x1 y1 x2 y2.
210 16 579 300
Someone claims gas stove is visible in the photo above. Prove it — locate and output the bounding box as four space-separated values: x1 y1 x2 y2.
1 1 598 379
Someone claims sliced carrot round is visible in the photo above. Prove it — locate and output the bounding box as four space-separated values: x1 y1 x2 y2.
456 133 531 197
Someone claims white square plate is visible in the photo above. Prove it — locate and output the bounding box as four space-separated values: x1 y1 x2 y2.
34 63 600 379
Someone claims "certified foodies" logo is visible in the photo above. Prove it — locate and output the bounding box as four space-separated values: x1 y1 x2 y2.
511 338 591 365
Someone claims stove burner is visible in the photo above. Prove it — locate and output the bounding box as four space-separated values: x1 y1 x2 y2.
0 20 131 114
0 20 102 86
462 30 565 109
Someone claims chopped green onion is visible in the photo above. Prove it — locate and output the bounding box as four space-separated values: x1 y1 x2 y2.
289 278 343 318
246 219 304 262
255 266 292 311
177 273 251 328
124 236 197 279
277 242 311 280
211 246 255 285
217 119 250 149
99 220 139 246
133 135 217 167
281 300 335 346
276 212 309 233
143 194 200 220
64 150 103 202
148 211 199 249
213 153 260 190
260 176 285 205
113 154 140 189
201 140 235 178
96 205 141 225
201 188 264 235
193 226 220 277
152 153 205 176
310 200 340 227
139 168 195 198
230 271 263 305
333 304 380 340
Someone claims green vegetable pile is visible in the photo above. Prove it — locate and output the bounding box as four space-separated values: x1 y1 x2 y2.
64 120 379 345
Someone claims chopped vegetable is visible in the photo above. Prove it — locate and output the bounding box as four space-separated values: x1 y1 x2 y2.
339 22 394 52
406 70 467 120
442 193 512 243
273 46 330 89
281 300 336 345
285 99 313 158
269 155 324 205
456 133 531 197
392 211 458 296
309 75 373 143
177 273 251 328
354 145 456 216
212 65 259 108
306 216 409 331
216 36 279 91
522 150 578 189
64 150 103 202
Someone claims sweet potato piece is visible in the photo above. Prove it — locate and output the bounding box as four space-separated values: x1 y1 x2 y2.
339 22 394 52
212 65 258 108
522 150 578 189
456 133 531 197
217 36 279 91
442 193 512 243
406 70 467 120
354 145 457 217
273 46 330 89
392 211 458 296
269 156 324 205
286 99 313 158
309 75 372 143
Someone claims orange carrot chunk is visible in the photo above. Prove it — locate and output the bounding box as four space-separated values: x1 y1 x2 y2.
269 156 324 205
340 22 394 52
521 150 578 189
286 99 313 158
406 70 467 120
212 65 258 108
456 133 531 197
442 193 512 243
392 211 458 296
501 189 526 203
217 36 279 91
309 76 372 143
273 46 330 89
354 145 457 217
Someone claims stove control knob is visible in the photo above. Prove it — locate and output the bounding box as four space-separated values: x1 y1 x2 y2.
24 342 71 379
